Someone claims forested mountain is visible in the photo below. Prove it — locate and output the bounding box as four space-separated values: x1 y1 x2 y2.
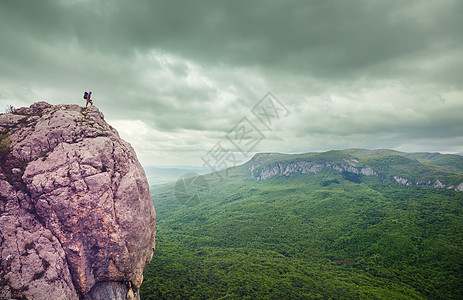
141 149 463 299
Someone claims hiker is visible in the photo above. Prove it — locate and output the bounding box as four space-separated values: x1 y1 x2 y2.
83 91 93 107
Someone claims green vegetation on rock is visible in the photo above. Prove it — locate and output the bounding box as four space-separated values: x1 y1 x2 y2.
0 133 11 155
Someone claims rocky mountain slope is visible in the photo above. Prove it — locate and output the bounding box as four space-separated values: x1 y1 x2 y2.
248 150 463 191
0 102 156 299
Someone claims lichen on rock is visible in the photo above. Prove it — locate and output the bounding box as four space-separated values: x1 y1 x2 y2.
0 102 156 300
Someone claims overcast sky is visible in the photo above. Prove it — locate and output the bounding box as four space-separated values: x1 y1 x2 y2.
1 0 462 167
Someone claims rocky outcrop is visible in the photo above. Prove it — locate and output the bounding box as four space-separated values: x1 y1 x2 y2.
249 153 463 192
393 176 463 191
249 158 376 181
432 179 445 189
0 102 156 299
393 176 411 186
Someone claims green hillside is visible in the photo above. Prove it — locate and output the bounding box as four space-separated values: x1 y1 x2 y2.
140 150 463 299
344 148 463 174
404 152 463 174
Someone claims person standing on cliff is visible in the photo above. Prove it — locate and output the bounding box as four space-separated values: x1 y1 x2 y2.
84 91 93 108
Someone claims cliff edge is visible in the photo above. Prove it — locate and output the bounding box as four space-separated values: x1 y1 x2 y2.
0 102 156 299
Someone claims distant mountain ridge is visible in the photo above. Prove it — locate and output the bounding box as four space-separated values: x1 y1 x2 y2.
247 149 463 191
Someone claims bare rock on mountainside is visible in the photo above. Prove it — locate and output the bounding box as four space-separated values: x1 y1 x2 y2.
250 158 377 181
0 102 156 299
248 152 463 191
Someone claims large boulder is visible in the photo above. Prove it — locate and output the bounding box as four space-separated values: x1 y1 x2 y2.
0 102 156 299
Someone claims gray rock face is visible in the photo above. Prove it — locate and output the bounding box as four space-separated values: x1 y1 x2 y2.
432 179 445 189
0 102 156 299
393 176 411 186
248 154 463 192
393 176 463 191
250 159 377 181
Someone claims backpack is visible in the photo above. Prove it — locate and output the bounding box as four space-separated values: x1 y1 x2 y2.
83 91 88 99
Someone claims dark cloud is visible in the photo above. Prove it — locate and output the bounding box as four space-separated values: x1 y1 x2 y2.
1 0 462 166
4 1 462 76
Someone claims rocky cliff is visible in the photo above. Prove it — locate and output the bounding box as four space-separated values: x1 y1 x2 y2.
249 153 377 181
249 152 463 191
0 102 156 299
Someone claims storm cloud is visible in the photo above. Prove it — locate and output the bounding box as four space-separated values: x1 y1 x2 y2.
1 0 462 166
